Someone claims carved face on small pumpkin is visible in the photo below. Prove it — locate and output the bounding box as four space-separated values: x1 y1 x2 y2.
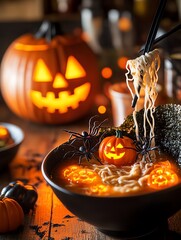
147 162 179 190
62 165 100 186
99 132 137 166
103 142 126 160
1 34 99 124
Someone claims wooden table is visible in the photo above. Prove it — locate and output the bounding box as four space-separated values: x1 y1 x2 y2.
0 102 181 240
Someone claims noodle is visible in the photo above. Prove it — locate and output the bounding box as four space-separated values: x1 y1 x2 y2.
91 51 161 195
92 159 153 194
125 49 160 144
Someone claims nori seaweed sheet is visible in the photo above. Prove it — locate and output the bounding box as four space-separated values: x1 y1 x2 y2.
119 104 181 166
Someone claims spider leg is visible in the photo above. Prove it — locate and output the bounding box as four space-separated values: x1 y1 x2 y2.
136 153 140 161
88 115 98 134
78 155 83 165
64 130 83 140
92 118 108 135
85 155 91 163
63 150 80 159
91 131 107 152
143 154 147 162
123 146 137 152
147 152 152 162
91 153 102 164
84 139 92 151
150 146 159 151
70 137 84 145
90 120 99 136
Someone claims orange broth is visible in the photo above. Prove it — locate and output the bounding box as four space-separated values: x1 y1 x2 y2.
51 151 181 197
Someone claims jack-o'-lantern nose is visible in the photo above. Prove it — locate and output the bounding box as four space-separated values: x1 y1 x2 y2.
53 73 68 88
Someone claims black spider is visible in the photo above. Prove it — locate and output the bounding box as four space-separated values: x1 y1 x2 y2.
63 140 102 165
62 115 108 165
134 136 160 162
64 115 107 147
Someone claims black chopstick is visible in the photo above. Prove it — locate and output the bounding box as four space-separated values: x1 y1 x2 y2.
139 23 181 55
131 0 167 108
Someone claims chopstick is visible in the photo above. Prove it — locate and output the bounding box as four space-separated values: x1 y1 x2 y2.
131 0 167 108
139 23 181 55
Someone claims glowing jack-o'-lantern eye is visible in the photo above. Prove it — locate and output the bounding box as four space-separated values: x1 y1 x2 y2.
33 56 86 83
33 59 52 82
116 143 124 149
65 56 86 79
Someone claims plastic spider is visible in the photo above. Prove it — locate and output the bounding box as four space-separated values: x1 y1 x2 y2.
134 136 160 162
63 139 102 165
64 115 107 147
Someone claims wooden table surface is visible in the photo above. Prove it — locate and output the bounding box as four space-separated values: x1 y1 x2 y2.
0 102 181 240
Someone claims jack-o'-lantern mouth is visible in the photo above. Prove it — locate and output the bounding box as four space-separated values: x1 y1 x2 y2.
30 82 91 113
104 151 125 160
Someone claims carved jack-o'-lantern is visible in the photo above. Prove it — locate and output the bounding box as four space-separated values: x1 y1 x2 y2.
0 22 99 124
147 161 179 190
99 130 137 166
62 165 100 186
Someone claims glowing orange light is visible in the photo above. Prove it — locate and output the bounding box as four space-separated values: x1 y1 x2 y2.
118 17 132 32
153 160 172 169
98 105 106 114
53 73 68 88
33 59 52 82
104 142 125 160
0 127 8 139
147 166 179 190
86 184 109 196
30 83 90 113
65 56 86 79
14 43 49 51
101 67 112 79
62 165 100 186
117 56 128 69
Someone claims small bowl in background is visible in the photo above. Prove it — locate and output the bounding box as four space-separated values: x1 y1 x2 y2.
0 122 24 170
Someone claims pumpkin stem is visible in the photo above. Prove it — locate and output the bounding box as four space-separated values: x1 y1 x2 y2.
35 21 63 42
115 130 123 138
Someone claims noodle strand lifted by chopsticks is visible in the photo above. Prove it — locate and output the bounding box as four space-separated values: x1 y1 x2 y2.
125 49 160 145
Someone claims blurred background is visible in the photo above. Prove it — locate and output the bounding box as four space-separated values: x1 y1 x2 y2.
0 0 180 119
0 0 180 56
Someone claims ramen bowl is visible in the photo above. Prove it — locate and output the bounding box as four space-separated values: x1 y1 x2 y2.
42 142 181 238
0 122 24 170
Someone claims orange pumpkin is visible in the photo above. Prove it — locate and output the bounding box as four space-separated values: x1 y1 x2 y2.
62 165 101 186
99 131 137 166
0 197 24 233
147 164 179 190
1 21 99 124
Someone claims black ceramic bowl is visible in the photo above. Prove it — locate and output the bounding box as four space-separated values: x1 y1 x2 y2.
42 142 181 238
0 122 24 169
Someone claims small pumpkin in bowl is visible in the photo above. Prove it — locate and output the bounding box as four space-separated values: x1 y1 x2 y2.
99 130 137 166
0 197 24 233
